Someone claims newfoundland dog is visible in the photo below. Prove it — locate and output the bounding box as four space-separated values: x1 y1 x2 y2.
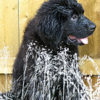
1 0 96 100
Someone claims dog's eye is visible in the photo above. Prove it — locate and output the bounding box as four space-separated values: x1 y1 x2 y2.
71 14 78 21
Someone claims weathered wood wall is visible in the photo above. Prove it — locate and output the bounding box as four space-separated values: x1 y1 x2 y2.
79 0 100 58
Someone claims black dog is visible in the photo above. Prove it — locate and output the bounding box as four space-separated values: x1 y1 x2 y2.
1 0 96 100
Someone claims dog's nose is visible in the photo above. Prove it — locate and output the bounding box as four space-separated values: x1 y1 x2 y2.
89 24 96 31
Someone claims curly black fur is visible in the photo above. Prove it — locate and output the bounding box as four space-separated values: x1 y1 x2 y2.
1 0 96 100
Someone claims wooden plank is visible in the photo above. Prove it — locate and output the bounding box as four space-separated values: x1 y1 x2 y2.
0 56 15 74
79 0 100 58
0 0 19 56
0 74 12 92
0 0 19 74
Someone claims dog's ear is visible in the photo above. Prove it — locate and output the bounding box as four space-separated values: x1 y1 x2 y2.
36 13 63 49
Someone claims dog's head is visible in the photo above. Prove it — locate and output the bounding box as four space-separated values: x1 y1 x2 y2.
35 0 96 48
